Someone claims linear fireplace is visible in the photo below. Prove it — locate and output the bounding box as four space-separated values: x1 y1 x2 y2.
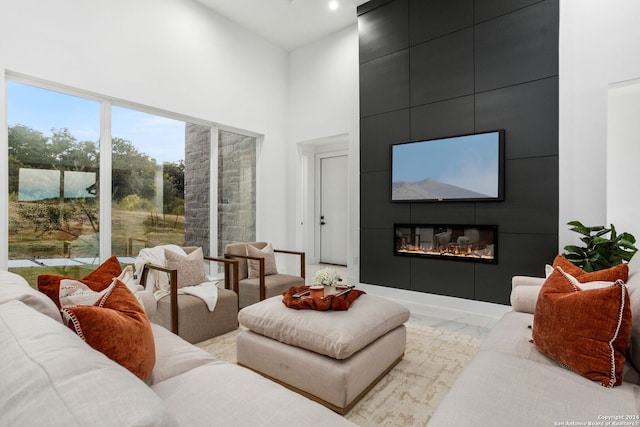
394 224 497 263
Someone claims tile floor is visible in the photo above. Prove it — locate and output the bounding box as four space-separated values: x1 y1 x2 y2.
306 263 510 341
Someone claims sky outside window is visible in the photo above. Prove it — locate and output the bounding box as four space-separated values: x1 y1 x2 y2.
7 81 185 163
7 81 100 140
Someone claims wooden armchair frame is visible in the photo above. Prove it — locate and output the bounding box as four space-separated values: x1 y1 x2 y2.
139 255 239 335
224 249 305 302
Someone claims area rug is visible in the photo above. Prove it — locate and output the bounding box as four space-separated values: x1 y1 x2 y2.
196 323 481 426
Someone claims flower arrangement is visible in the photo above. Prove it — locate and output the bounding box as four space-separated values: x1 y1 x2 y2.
314 268 343 287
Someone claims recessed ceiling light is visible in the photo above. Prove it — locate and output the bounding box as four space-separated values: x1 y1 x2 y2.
329 1 339 11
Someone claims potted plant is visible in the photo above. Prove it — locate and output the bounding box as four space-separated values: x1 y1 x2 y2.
314 268 343 296
562 220 638 272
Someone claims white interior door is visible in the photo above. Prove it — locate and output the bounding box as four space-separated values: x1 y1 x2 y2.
319 154 348 265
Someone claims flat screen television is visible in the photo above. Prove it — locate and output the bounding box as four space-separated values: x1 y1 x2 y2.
391 130 504 202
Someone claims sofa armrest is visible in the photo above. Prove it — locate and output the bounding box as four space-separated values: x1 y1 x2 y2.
512 275 546 288
510 276 545 314
510 285 542 314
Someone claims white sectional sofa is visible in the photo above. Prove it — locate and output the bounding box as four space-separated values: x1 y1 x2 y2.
0 270 355 427
429 254 640 426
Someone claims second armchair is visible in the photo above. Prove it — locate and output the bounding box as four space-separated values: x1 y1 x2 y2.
224 242 305 308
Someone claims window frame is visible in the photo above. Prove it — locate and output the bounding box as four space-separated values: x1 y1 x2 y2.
2 73 260 269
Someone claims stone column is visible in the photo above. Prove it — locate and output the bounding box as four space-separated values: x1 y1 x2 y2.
184 124 211 255
218 130 256 255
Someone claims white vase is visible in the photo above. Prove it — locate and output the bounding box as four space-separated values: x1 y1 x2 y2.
324 285 336 296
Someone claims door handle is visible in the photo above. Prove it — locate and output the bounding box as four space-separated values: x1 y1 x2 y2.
320 215 326 226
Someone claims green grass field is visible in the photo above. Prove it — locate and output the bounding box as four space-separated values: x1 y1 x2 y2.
8 203 185 288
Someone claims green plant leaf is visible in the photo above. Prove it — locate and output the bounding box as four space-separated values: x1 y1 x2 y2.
594 227 611 238
620 232 637 244
567 221 590 236
563 221 637 271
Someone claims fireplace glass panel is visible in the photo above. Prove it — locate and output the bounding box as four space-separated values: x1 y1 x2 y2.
394 224 497 263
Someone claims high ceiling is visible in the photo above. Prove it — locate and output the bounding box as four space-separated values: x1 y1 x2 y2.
196 0 369 51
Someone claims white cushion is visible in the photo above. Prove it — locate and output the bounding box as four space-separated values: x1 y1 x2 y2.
164 247 209 287
0 270 61 323
0 300 178 427
238 294 410 359
150 323 217 384
246 242 278 278
510 273 619 314
428 350 640 427
152 362 356 427
59 278 113 308
627 253 640 288
625 254 640 372
510 285 541 314
511 275 545 289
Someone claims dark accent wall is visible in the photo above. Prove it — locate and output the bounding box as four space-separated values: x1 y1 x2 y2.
358 0 559 305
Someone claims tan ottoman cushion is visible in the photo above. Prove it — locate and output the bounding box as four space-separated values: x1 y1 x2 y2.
238 294 410 359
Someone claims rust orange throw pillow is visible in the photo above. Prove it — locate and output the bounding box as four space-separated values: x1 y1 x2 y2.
38 255 123 308
553 255 629 282
61 280 155 382
533 266 631 387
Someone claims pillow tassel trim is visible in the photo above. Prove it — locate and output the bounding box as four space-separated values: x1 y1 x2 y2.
605 279 627 388
61 308 87 341
97 280 117 308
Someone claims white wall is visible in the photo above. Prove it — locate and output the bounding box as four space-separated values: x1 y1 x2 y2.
559 0 640 248
12 0 638 275
287 25 360 284
607 79 640 242
0 0 291 263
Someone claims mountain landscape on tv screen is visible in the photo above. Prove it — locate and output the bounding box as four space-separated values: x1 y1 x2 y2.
392 177 490 200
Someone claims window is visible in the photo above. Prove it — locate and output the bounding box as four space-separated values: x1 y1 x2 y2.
111 106 187 258
5 78 257 286
7 81 100 281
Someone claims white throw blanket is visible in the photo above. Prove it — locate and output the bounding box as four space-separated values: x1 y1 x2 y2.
134 245 219 312
178 281 220 311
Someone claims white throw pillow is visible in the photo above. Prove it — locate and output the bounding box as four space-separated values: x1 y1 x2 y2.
164 247 209 288
558 266 619 290
59 279 114 308
246 243 278 279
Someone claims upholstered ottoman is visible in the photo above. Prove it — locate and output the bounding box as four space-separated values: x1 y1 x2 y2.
237 293 410 414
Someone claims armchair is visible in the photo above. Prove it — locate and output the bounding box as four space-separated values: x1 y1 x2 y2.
139 246 239 344
224 242 305 308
